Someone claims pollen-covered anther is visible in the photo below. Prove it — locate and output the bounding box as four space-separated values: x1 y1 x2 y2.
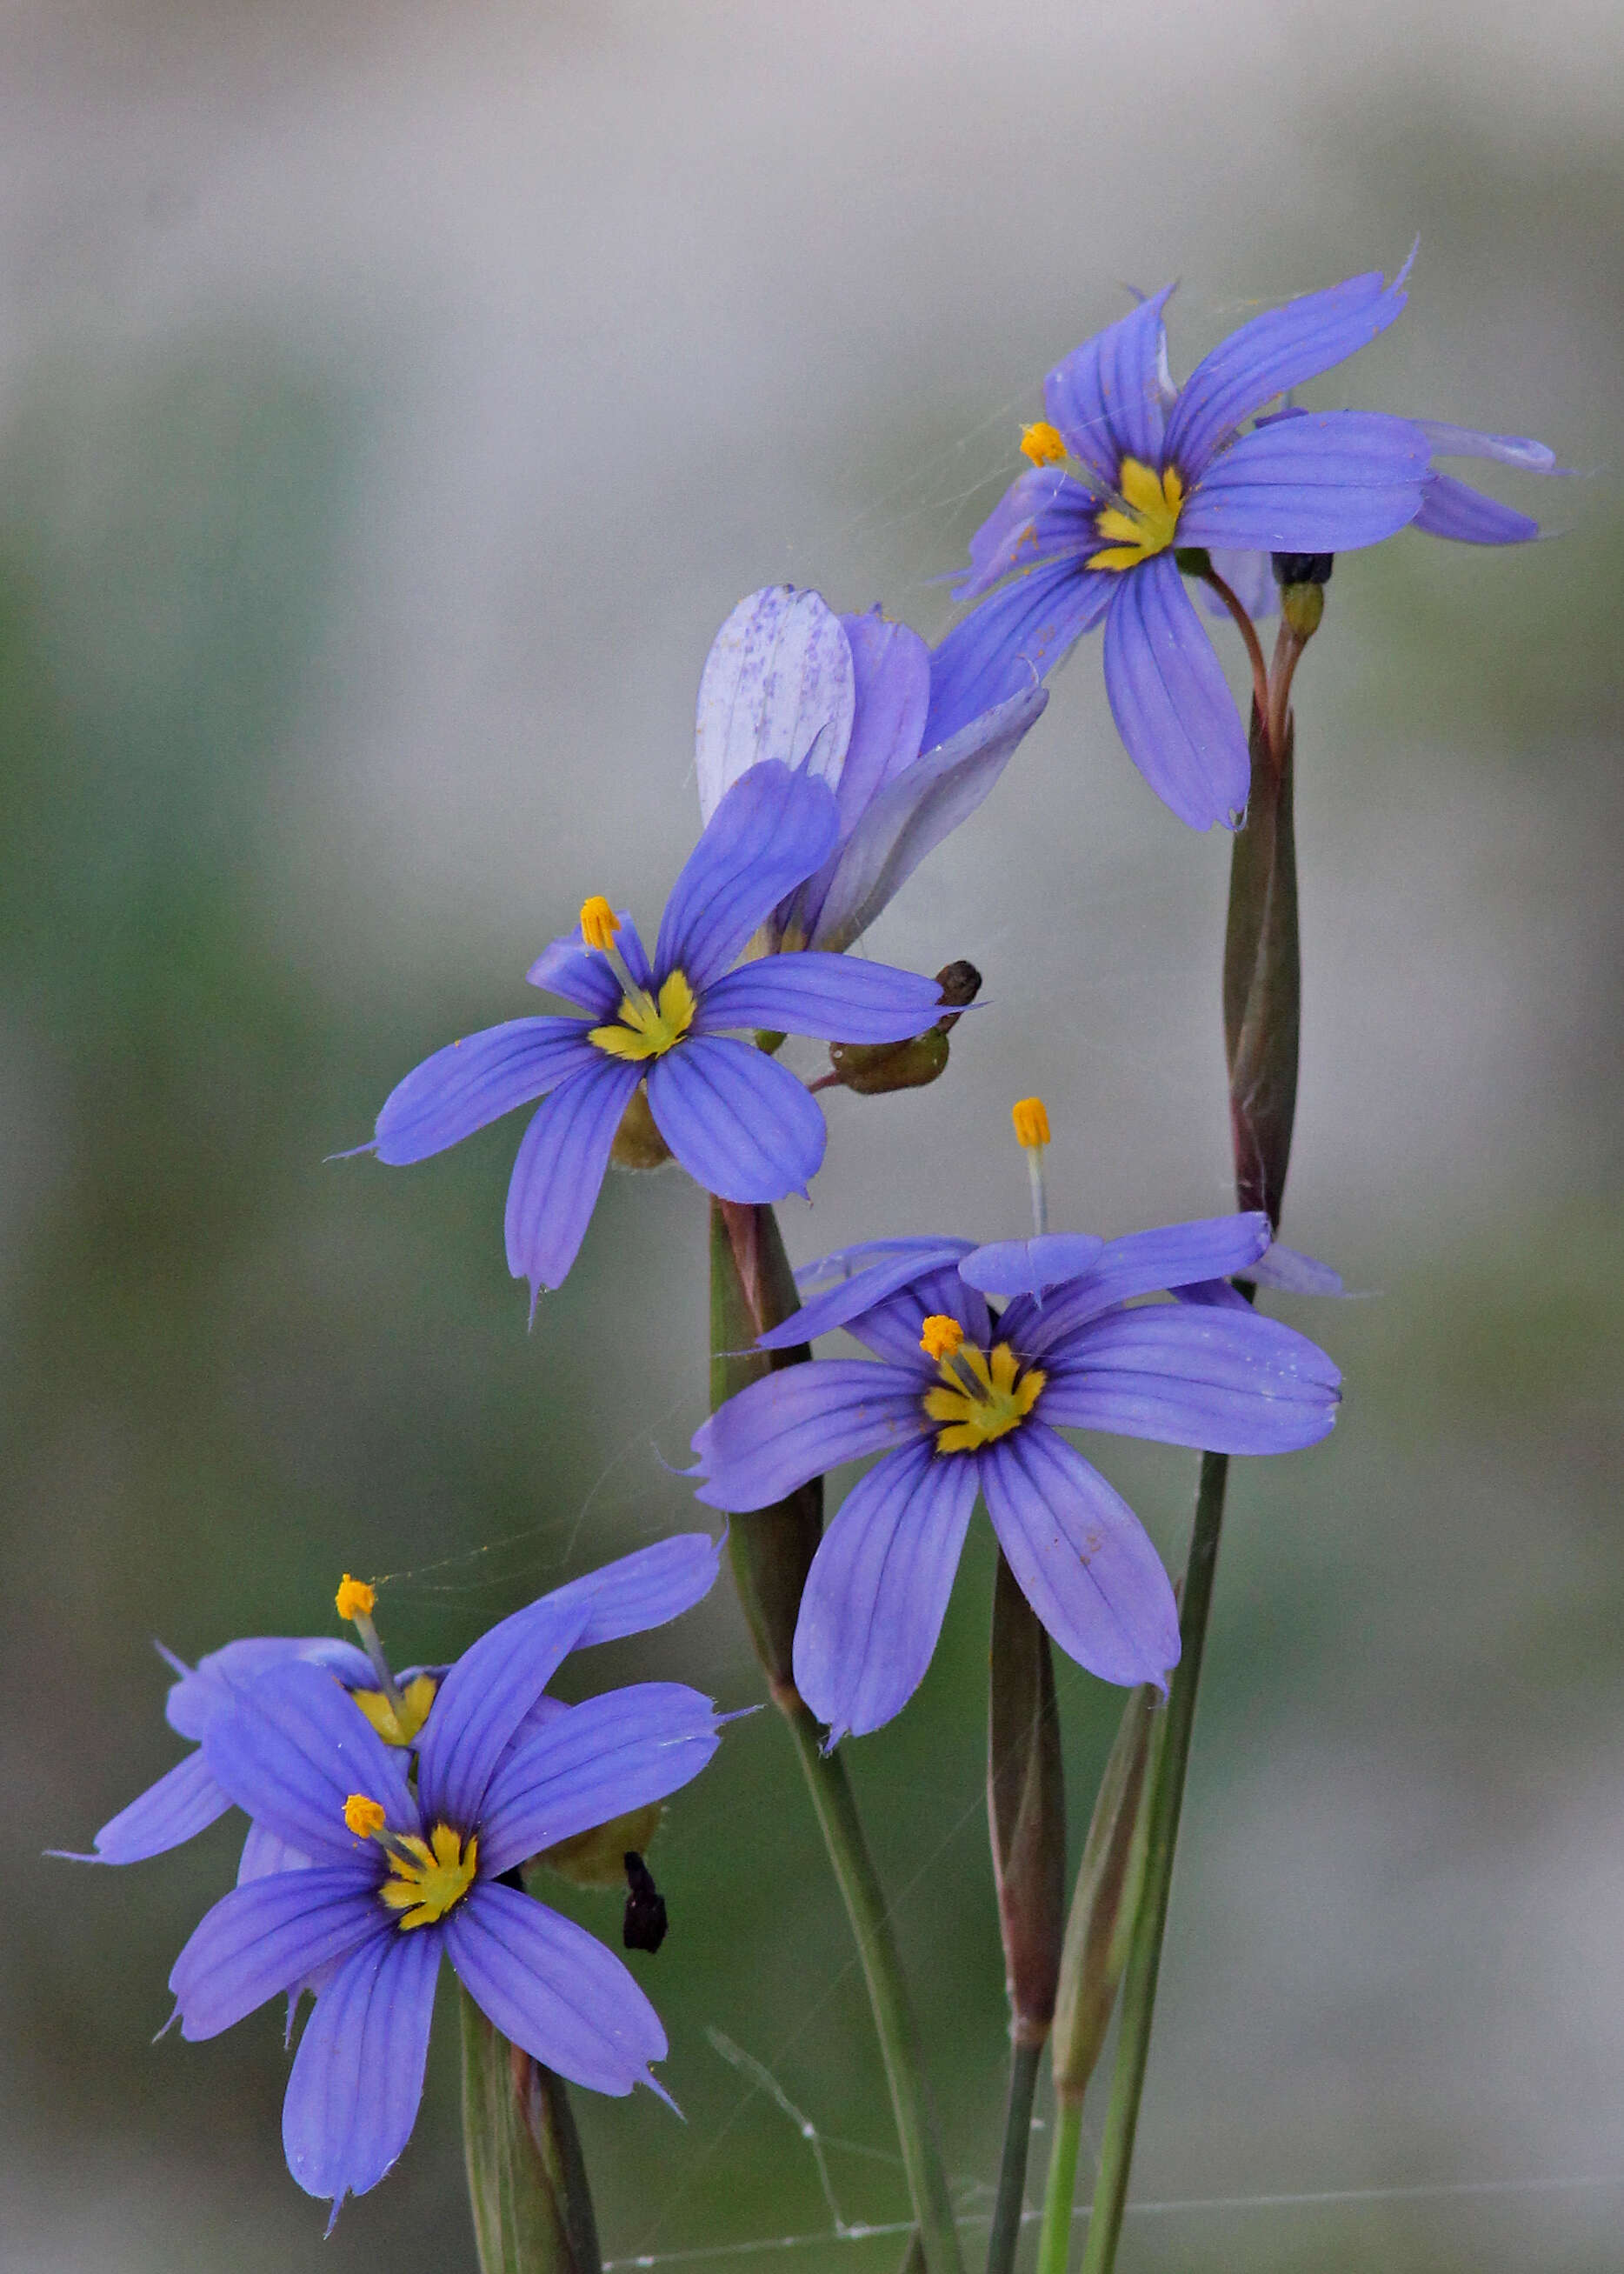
343 1793 387 1840
1011 1096 1050 1150
1020 421 1068 468
335 1574 376 1623
579 895 622 952
1087 458 1185 572
920 1314 965 1361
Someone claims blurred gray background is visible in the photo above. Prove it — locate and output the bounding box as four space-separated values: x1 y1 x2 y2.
3 2 1621 2269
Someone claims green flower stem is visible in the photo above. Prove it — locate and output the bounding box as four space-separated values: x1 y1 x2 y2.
1075 1451 1230 2274
710 1198 964 2274
782 1699 967 2274
1033 2091 1085 2274
460 1982 602 2274
985 2037 1044 2274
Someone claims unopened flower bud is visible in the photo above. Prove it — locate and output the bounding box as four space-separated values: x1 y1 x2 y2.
533 1804 666 1891
824 962 981 1096
1272 552 1332 643
1051 1678 1160 2100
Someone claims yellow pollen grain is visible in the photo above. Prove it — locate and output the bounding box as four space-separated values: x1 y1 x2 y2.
579 895 621 952
1086 457 1185 573
343 1793 387 1839
1011 1096 1050 1150
335 1574 376 1622
1020 420 1068 468
919 1314 965 1361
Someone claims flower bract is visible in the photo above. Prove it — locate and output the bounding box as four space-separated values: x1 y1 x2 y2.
689 1215 1341 1743
366 761 945 1301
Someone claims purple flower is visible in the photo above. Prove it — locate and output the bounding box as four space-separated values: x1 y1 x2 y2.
366 761 945 1300
927 258 1435 831
165 1593 727 2223
695 584 1047 951
689 1215 1340 1743
59 1535 721 1869
1195 418 1561 628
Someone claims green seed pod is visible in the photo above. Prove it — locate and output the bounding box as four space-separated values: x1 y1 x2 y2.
609 1082 673 1171
530 1804 666 1892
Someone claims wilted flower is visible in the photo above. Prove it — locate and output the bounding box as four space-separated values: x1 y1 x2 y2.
696 584 1047 953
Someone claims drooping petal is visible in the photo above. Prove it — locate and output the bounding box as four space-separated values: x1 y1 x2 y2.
657 764 839 991
689 1359 928 1512
924 557 1114 752
792 1437 978 1743
373 1020 600 1165
646 1036 826 1204
960 1232 1106 1300
1043 289 1175 477
166 1637 374 1740
981 1428 1180 1690
544 1533 723 1648
479 1684 723 1877
1178 412 1429 553
1038 1304 1341 1454
1413 474 1541 545
951 468 1095 603
169 1868 386 2039
416 1594 593 1835
695 954 942 1044
57 1750 230 1866
1165 260 1411 475
1005 1214 1272 1359
1416 422 1557 473
694 587 855 827
1101 555 1251 831
283 1928 439 2224
526 915 656 1011
1249 1243 1346 1297
804 684 1048 951
503 1057 642 1299
755 1239 975 1353
831 609 932 823
202 1662 416 1866
445 1883 667 2096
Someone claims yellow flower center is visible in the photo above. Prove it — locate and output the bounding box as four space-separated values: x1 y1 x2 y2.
1086 457 1184 572
352 1672 438 1747
377 1823 479 1930
923 1339 1046 1455
589 970 697 1064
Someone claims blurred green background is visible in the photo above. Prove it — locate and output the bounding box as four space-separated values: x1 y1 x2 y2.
3 3 1621 2269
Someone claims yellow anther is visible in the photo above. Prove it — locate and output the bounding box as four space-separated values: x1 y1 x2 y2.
579 896 622 952
1020 420 1068 469
353 1673 438 1748
336 1574 376 1623
589 970 697 1063
1086 457 1185 572
920 1314 965 1361
343 1793 387 1840
1011 1097 1051 1150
